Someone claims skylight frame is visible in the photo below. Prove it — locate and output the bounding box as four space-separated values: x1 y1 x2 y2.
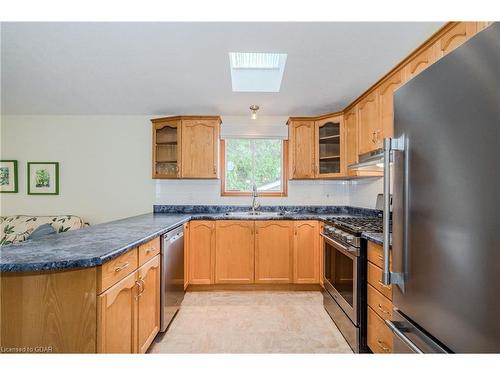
229 52 288 92
229 52 283 70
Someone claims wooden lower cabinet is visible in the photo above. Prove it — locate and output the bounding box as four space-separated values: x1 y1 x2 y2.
215 221 255 284
366 240 394 354
97 271 139 353
188 220 215 284
368 261 393 300
293 221 320 283
367 306 393 353
367 284 393 321
255 221 294 283
137 255 161 353
187 219 323 286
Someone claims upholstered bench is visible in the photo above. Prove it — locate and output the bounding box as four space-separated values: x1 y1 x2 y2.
0 215 88 245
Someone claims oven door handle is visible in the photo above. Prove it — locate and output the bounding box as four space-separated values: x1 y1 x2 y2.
320 233 359 259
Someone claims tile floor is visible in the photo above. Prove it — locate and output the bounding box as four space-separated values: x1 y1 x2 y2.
148 291 352 353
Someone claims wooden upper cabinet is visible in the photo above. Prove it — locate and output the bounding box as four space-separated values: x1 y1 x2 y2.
137 255 160 354
293 221 320 284
215 221 255 284
476 22 492 32
188 221 215 284
255 221 294 283
404 43 438 82
151 116 221 179
315 115 344 178
152 118 181 179
181 118 220 179
437 22 477 57
288 120 316 179
358 91 380 155
344 107 358 172
97 271 138 353
378 69 405 143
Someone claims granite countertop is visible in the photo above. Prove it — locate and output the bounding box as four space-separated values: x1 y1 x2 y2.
362 232 392 246
1 205 384 273
0 213 190 273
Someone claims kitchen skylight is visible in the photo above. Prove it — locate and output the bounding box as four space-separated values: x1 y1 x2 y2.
229 52 287 92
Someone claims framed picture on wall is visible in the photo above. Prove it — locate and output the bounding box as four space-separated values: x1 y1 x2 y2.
0 160 19 193
27 162 59 195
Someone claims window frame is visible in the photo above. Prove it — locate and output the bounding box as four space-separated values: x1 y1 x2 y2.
220 139 288 197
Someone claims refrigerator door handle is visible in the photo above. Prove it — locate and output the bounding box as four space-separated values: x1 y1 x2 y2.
382 138 392 284
382 136 406 287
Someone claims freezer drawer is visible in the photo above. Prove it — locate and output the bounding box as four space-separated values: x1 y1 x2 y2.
385 309 448 353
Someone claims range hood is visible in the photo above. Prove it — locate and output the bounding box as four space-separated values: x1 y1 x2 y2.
348 148 385 171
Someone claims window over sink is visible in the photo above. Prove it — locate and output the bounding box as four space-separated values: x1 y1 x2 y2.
221 138 288 197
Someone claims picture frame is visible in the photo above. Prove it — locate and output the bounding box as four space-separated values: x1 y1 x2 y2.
27 162 60 195
0 160 19 193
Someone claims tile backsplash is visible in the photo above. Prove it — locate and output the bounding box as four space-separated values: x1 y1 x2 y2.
154 177 383 208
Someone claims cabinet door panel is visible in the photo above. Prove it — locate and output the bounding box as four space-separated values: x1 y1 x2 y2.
152 119 181 179
289 121 316 179
97 271 138 353
404 44 438 82
215 221 255 283
437 22 477 57
344 107 358 170
358 91 379 155
293 221 320 284
188 221 216 284
368 306 393 353
315 115 344 178
378 69 404 144
137 255 160 353
181 119 219 178
255 221 293 283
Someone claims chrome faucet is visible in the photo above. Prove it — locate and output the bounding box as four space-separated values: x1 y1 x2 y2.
251 184 260 214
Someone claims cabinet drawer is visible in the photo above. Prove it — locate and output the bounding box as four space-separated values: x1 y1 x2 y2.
368 284 393 321
367 241 384 269
138 237 161 266
367 262 392 300
368 306 393 354
97 248 138 293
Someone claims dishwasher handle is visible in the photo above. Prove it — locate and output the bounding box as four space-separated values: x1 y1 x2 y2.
163 226 184 245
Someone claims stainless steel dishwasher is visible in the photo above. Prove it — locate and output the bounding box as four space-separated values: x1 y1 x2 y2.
160 225 185 332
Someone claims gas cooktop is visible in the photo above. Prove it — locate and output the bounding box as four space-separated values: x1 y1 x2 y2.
328 216 384 236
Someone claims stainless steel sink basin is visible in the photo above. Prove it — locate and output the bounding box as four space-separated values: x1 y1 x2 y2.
224 211 284 217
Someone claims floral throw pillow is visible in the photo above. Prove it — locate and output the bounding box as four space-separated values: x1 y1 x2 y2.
0 215 87 245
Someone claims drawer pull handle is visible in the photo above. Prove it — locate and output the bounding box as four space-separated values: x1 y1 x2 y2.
145 247 154 254
378 281 391 289
114 262 130 272
377 304 390 315
377 339 390 352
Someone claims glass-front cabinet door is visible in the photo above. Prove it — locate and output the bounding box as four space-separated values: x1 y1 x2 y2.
315 115 344 177
152 118 181 178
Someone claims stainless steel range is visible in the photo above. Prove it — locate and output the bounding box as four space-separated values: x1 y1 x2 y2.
321 216 383 353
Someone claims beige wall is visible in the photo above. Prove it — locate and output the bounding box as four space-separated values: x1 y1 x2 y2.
1 115 382 224
0 115 155 224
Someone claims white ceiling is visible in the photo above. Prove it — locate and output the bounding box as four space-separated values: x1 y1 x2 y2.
1 22 443 116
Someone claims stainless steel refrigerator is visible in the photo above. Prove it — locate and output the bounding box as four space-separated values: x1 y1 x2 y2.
381 23 500 353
